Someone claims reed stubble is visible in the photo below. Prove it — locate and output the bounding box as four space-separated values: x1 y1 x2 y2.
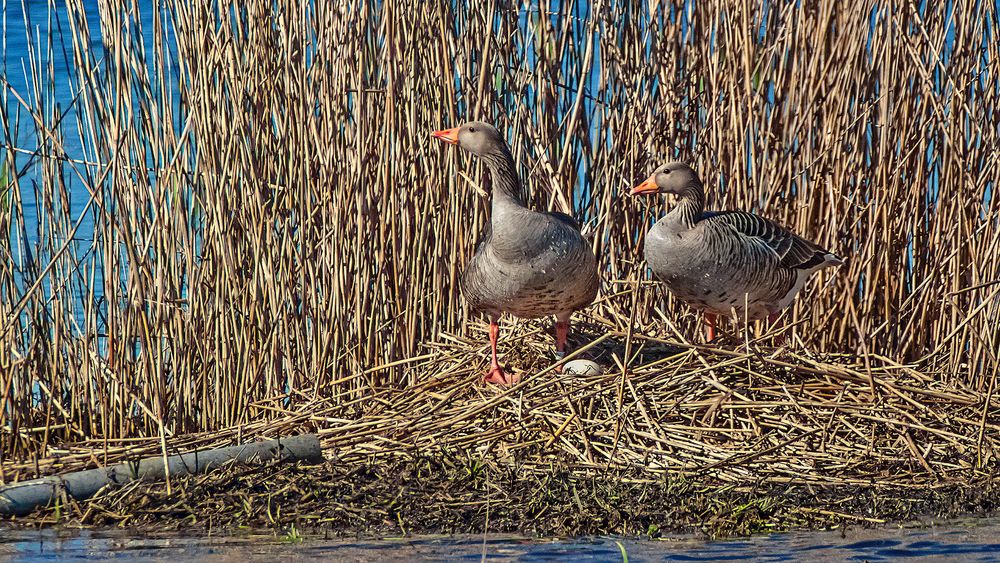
0 0 997 483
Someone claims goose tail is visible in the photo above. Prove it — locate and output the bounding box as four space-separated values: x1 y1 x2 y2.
824 252 844 267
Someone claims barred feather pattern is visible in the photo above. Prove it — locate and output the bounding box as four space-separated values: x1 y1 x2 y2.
645 182 842 320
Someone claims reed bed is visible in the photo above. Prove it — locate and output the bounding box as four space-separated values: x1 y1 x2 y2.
0 0 998 503
7 317 996 483
5 319 1000 533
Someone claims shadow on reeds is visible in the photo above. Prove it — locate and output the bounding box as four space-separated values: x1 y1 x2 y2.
566 318 687 367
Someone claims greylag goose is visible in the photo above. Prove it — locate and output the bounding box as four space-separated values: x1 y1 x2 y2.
432 121 599 385
631 162 842 341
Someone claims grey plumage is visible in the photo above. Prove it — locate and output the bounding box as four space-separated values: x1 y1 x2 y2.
456 126 598 320
635 162 842 320
432 121 598 383
461 209 598 320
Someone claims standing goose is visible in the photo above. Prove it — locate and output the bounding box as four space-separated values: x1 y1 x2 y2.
631 162 842 341
432 121 599 385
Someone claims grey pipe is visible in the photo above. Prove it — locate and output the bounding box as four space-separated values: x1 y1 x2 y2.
0 433 322 516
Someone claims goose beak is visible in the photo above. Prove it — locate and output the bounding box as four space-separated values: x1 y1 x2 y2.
431 127 460 145
630 175 658 196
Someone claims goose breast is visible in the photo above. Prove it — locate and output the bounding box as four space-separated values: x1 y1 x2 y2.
461 209 598 319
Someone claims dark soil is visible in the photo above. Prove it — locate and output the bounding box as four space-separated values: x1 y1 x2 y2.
5 452 998 539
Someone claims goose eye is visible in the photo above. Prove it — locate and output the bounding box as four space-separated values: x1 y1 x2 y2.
469 127 477 133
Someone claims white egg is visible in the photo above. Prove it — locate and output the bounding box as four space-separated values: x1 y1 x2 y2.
562 359 603 376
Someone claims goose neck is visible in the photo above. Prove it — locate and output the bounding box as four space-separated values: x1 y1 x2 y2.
673 181 706 228
481 148 527 210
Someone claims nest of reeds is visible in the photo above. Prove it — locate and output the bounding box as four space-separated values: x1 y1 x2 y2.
5 316 998 535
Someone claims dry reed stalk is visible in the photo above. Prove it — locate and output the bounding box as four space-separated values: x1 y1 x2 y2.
2 318 997 494
0 0 997 474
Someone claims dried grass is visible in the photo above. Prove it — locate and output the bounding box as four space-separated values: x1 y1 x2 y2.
5 320 1000 533
0 0 998 504
3 319 997 492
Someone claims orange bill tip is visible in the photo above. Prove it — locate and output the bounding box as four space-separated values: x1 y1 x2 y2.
630 175 658 195
431 127 459 145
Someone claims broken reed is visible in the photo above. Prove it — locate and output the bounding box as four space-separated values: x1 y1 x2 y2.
0 0 997 462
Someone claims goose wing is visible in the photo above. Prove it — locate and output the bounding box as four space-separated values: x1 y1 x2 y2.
546 211 581 231
702 211 839 270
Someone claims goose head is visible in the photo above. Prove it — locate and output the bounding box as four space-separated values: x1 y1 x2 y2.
631 162 700 196
431 121 506 157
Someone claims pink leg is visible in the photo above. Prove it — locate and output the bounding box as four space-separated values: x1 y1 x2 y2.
704 312 717 342
484 318 518 386
554 315 570 373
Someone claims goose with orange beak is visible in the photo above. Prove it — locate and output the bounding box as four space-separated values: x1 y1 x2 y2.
631 162 843 342
431 121 599 385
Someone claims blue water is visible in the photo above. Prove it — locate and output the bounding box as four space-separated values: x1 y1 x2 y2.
3 0 105 237
6 0 994 231
3 522 1000 561
3 0 996 330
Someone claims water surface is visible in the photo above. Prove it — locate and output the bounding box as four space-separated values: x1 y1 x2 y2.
3 519 1000 561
